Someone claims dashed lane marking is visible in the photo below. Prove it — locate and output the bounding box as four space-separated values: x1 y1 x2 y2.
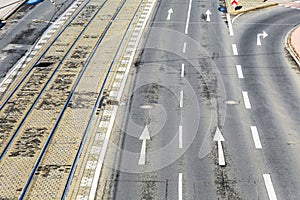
250 126 262 149
263 174 278 200
242 91 251 109
232 44 238 55
180 90 183 108
181 63 185 78
236 65 244 79
183 42 187 53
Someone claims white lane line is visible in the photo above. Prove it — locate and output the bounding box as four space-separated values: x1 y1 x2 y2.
181 63 185 77
232 44 238 55
179 125 183 149
180 90 183 108
232 13 243 24
226 13 234 36
250 126 262 149
263 174 278 200
236 65 244 79
89 0 157 199
242 91 251 109
185 0 193 34
183 42 187 53
178 173 183 200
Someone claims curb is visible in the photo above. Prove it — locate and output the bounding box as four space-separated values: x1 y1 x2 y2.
225 0 277 15
285 24 300 67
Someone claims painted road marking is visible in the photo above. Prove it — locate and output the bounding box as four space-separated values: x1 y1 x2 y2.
232 13 243 24
214 127 226 166
183 42 187 53
242 91 251 109
138 126 150 165
178 173 183 200
167 8 173 20
180 90 183 108
236 65 244 79
257 31 268 46
181 63 185 77
232 44 238 55
179 125 183 149
185 0 193 34
263 174 278 200
250 126 262 149
226 13 234 36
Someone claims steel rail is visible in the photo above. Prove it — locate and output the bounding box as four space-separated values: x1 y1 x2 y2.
61 0 144 198
0 0 109 161
0 0 90 110
19 0 131 198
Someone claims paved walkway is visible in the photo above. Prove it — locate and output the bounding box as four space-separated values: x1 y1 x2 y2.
0 0 26 20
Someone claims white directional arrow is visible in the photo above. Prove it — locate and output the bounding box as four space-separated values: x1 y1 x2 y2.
205 10 212 22
257 31 268 46
138 125 150 165
167 8 173 20
213 127 226 166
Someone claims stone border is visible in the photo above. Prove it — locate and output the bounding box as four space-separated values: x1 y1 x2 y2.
286 24 300 67
225 0 277 15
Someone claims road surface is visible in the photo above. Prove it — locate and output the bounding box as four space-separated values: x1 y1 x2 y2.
96 0 300 199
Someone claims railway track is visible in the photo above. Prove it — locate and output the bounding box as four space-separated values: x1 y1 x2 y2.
0 0 144 198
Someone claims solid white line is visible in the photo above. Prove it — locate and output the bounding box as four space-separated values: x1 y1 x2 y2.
236 65 244 79
181 63 185 77
183 42 187 53
180 90 183 108
185 0 193 34
226 13 234 36
242 91 251 109
178 173 183 200
232 13 243 24
179 125 183 149
89 1 157 199
232 44 238 55
250 126 262 149
263 174 278 200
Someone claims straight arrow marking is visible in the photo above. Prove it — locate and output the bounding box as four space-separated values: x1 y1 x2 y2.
206 10 211 22
218 141 225 166
138 126 150 165
213 127 226 166
167 8 173 20
138 139 147 165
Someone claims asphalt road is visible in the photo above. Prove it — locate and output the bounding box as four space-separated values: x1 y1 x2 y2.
0 0 74 80
101 1 300 200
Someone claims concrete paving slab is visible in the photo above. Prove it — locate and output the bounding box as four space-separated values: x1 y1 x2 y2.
0 0 26 20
